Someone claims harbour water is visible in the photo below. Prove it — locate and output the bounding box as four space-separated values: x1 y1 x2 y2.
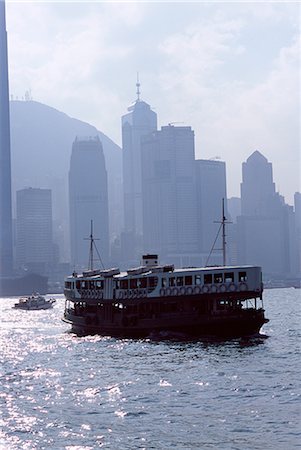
0 288 300 449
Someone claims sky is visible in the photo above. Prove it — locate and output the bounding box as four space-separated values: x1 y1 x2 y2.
5 0 300 204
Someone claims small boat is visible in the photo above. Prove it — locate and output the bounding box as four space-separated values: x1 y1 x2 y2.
14 294 56 310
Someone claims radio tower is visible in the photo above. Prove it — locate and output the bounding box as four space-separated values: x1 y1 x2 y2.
0 0 13 276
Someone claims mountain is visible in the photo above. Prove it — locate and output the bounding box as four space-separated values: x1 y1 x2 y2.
10 100 123 260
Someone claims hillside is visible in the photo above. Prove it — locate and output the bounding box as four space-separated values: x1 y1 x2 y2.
10 100 123 259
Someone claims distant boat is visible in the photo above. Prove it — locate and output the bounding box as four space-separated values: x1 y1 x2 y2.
14 293 56 310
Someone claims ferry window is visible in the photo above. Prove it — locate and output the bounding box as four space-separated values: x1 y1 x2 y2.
214 273 223 284
161 278 167 288
185 275 192 286
115 280 120 289
139 278 147 288
169 277 175 287
195 275 202 285
96 280 104 289
239 271 247 282
204 274 212 284
148 277 158 288
76 281 81 290
225 272 234 283
120 279 128 289
89 281 95 289
130 278 138 289
176 277 183 286
81 281 86 289
65 281 71 289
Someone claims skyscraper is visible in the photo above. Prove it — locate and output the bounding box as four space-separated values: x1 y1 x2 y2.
141 125 198 266
195 159 228 262
122 80 157 260
237 150 298 276
0 0 13 276
16 188 53 275
69 136 109 270
241 151 277 217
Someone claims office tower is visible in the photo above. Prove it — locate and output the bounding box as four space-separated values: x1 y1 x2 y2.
0 0 13 276
16 188 53 275
122 81 157 260
294 192 301 275
241 150 277 217
237 150 297 276
227 197 241 223
195 159 228 263
141 125 198 266
69 136 109 270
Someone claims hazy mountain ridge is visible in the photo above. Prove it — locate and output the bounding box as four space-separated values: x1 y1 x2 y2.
10 100 122 190
10 100 123 257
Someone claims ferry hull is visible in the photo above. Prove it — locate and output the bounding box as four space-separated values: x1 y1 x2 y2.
63 308 267 339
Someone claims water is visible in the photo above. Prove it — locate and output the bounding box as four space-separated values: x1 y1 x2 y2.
0 289 300 450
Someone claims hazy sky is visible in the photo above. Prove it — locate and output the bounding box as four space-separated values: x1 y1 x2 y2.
6 1 300 204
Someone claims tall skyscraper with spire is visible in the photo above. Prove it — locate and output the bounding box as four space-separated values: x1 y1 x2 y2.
0 0 13 276
121 77 157 261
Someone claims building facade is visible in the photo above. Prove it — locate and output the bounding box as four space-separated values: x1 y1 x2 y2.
122 87 157 261
237 151 298 277
0 0 13 276
69 136 109 270
195 159 228 265
141 125 198 266
16 188 53 275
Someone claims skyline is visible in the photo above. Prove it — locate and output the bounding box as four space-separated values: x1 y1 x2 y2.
5 0 300 204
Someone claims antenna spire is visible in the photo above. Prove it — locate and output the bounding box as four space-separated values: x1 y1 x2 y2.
136 72 141 101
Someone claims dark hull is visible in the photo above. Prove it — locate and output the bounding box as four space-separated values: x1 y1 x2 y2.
63 309 268 339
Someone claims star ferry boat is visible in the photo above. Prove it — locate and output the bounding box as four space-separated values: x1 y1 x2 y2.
63 254 268 338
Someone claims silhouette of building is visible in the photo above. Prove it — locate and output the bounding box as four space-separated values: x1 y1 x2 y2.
237 151 298 277
122 80 157 262
0 0 13 276
69 136 109 270
195 159 228 265
227 197 241 223
16 188 53 275
141 125 198 266
294 192 301 276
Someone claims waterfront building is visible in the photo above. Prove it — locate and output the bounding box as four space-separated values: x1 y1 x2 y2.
16 188 53 275
69 136 109 270
122 80 157 261
141 125 198 266
0 0 13 276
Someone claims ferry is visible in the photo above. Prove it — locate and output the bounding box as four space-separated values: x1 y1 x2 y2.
63 253 268 338
14 293 56 310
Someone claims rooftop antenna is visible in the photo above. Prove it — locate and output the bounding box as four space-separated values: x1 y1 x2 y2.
206 198 232 267
84 220 105 270
136 72 141 101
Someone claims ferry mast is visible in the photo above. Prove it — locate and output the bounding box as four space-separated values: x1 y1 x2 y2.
206 198 232 266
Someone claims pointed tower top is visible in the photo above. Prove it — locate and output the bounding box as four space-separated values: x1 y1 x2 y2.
136 72 141 101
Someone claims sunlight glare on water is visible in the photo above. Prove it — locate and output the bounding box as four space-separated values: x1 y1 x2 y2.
0 289 300 449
